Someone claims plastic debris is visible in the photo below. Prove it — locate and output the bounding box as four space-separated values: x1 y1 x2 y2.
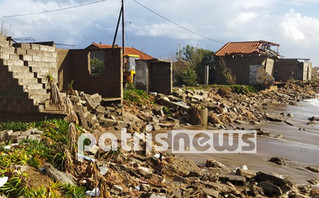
0 177 8 187
242 165 248 170
86 187 100 197
153 153 161 159
98 165 109 175
77 153 95 162
146 124 153 131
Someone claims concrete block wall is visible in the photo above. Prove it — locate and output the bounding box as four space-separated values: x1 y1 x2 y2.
67 49 123 99
148 60 172 95
215 55 267 85
135 60 149 91
0 57 38 113
14 43 58 84
303 62 312 81
274 59 303 82
0 34 59 114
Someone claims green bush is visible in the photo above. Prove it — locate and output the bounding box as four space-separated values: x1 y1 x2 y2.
176 68 198 86
0 122 36 131
123 88 148 104
229 85 257 94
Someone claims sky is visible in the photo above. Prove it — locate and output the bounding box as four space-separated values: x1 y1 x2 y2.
0 0 319 66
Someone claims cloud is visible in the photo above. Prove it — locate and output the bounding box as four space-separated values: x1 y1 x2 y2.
279 9 319 42
289 0 319 5
229 12 258 27
0 0 319 65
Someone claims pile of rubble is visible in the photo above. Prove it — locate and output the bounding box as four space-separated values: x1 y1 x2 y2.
63 81 319 134
0 128 42 143
1 125 318 197
1 81 319 197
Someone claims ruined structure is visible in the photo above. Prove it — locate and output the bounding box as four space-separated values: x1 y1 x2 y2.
0 34 123 119
57 47 123 100
0 34 58 117
86 43 173 95
0 34 173 118
215 40 312 85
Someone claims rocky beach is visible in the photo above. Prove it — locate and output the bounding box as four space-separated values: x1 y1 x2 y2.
0 81 319 197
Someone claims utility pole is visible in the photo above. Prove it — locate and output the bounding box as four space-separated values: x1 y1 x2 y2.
112 8 122 48
121 0 125 63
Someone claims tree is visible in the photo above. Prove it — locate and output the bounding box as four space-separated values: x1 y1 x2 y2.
90 58 105 75
178 45 215 84
0 20 11 36
175 68 197 86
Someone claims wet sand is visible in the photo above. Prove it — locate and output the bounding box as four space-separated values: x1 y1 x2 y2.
167 99 319 185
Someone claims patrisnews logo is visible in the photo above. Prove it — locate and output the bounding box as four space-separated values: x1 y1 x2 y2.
171 130 257 154
78 129 257 157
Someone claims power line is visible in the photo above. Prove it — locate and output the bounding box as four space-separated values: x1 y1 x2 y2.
0 0 109 18
132 0 224 44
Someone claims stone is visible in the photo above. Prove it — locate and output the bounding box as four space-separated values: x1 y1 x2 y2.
206 159 226 169
307 179 318 185
255 172 293 188
88 145 100 155
274 134 283 139
21 130 31 136
106 106 116 111
84 94 98 110
96 105 106 114
0 130 11 141
17 135 27 143
91 93 102 104
28 134 41 141
113 185 123 193
26 128 43 135
138 166 151 177
173 175 186 183
140 184 150 192
269 157 286 166
150 194 166 198
265 114 284 122
235 168 256 178
87 114 98 126
308 116 319 121
153 106 165 117
70 95 80 103
157 98 190 111
307 121 316 125
257 181 282 197
45 163 76 185
219 174 246 186
122 111 141 123
100 118 117 127
305 166 319 173
202 188 219 198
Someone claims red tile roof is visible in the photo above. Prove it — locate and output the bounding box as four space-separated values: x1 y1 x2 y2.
87 43 155 60
215 40 280 56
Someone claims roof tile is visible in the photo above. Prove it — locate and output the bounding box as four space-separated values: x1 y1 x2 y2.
215 40 279 56
88 43 155 60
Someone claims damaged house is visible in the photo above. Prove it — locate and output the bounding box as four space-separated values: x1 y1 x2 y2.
0 34 172 119
215 40 312 85
86 42 172 95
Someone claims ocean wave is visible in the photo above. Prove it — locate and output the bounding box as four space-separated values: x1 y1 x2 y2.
304 98 319 108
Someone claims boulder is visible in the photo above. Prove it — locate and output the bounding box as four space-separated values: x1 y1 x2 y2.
305 166 319 173
206 159 226 169
257 181 282 197
269 157 286 166
45 163 76 185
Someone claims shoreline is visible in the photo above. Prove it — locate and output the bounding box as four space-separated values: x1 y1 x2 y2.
0 81 319 197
